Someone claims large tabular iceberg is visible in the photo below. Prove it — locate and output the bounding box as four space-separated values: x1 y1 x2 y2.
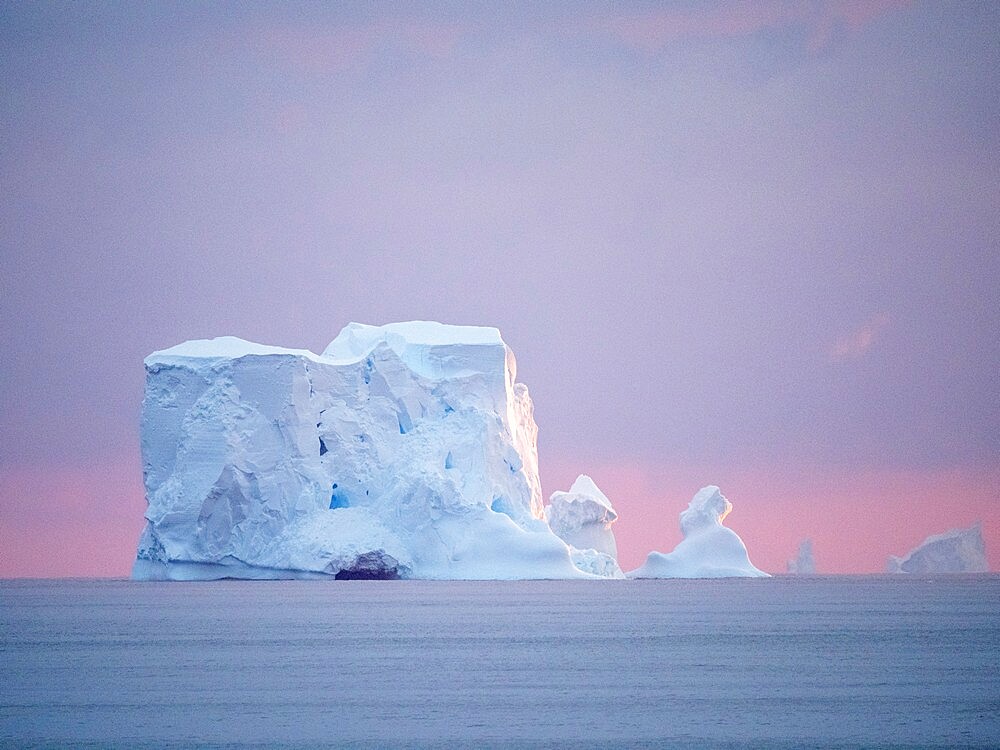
628 486 768 578
133 322 588 580
887 523 988 574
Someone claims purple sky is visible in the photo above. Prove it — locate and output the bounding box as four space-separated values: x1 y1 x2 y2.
2 1 998 575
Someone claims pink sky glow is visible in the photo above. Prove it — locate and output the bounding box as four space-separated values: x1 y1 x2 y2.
1 453 995 577
1 2 997 577
544 460 999 574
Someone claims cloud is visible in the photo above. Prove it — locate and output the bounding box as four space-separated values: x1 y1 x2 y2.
581 0 912 53
231 1 912 74
245 17 468 75
830 311 891 362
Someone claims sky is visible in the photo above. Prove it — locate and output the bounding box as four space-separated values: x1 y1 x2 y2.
1 0 998 576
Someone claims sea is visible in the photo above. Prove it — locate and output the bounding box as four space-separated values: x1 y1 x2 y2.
1 576 998 749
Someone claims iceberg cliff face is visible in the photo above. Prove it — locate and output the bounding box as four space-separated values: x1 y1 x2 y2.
627 486 768 579
887 523 988 574
133 322 585 580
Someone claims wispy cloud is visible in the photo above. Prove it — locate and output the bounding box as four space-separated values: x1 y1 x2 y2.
246 17 468 75
830 312 891 362
582 0 912 53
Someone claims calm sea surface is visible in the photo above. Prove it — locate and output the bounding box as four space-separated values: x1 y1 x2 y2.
1 577 998 749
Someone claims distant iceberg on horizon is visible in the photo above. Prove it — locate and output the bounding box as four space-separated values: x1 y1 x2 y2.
133 321 767 580
787 539 816 575
887 523 988 574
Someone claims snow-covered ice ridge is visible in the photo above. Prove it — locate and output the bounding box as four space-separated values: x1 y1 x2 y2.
887 523 987 574
628 486 768 578
546 475 624 578
133 321 765 580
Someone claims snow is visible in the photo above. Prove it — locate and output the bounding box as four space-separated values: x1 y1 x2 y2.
569 548 625 578
134 322 590 580
147 336 325 364
887 523 988 574
787 539 816 575
627 486 769 578
324 321 503 357
134 322 781 582
322 321 508 383
545 475 621 576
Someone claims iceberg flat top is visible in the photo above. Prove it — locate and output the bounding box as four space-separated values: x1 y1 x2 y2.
324 321 510 382
146 336 327 366
910 523 982 548
146 322 507 370
324 321 503 358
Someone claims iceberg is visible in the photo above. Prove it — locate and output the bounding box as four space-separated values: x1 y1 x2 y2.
627 486 769 578
546 475 624 578
787 539 816 575
133 321 590 580
887 523 988 574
